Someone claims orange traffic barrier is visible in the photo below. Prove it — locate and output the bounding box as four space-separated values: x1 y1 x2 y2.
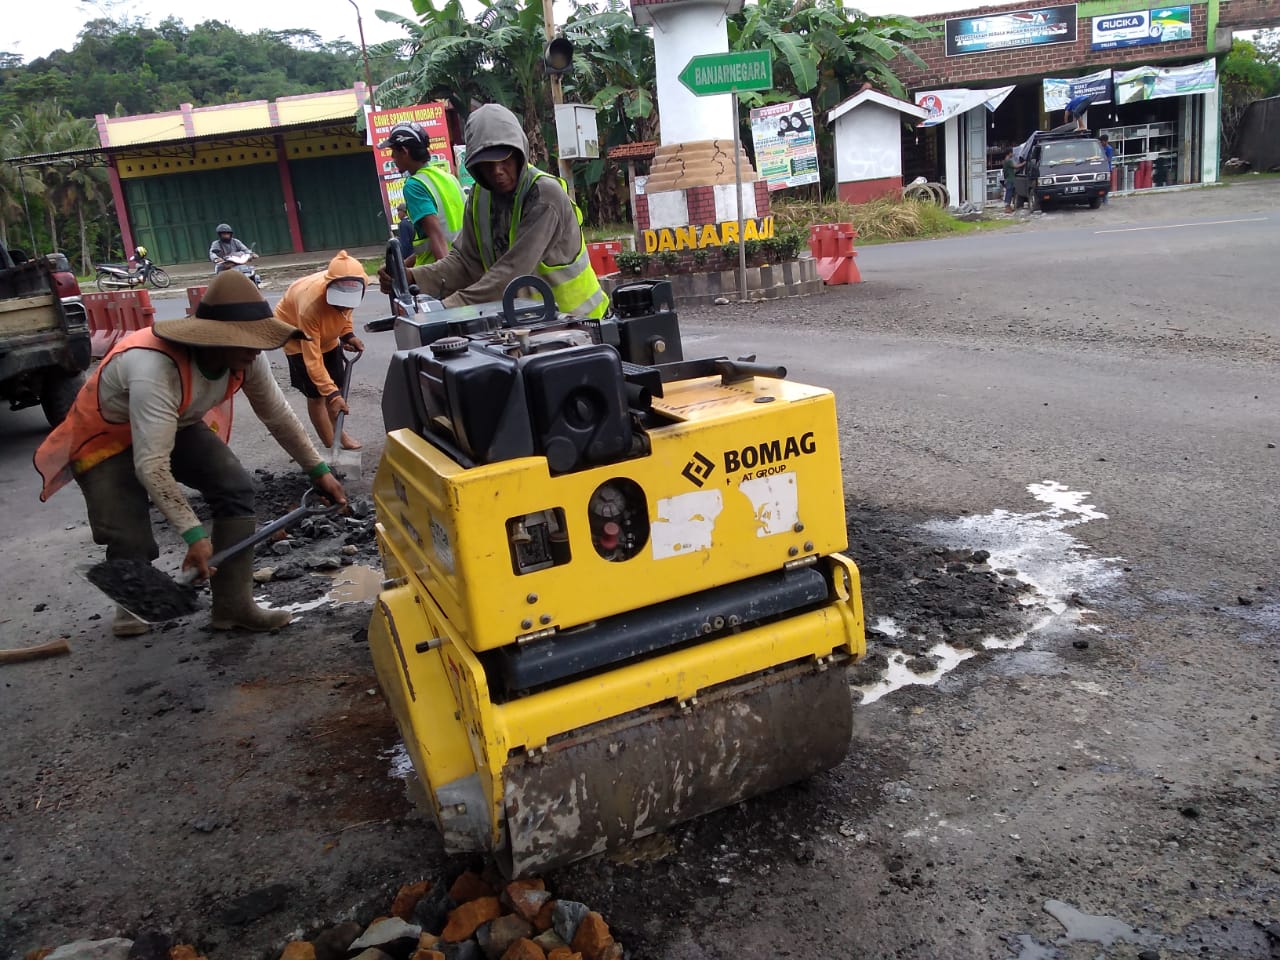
587 240 622 277
807 222 861 285
186 285 208 316
84 289 156 359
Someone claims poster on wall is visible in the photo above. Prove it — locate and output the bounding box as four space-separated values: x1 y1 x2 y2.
1113 57 1216 103
945 5 1077 56
368 102 454 215
1091 7 1191 50
749 98 820 191
1043 69 1113 112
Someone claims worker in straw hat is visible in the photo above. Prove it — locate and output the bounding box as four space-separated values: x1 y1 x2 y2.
34 269 348 637
276 250 367 451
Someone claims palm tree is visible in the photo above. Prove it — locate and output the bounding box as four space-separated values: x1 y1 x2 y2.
0 134 46 250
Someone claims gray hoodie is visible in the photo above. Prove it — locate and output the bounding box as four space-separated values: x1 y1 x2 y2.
407 104 587 308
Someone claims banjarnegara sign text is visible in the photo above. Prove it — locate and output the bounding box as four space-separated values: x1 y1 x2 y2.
643 217 776 253
945 5 1078 56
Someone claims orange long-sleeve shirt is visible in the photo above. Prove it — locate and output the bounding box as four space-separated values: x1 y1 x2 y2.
278 272 353 398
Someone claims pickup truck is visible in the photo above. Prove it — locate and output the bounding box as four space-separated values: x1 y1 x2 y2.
0 241 91 427
1014 129 1111 212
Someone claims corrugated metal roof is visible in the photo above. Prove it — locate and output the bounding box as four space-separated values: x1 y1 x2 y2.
4 118 361 167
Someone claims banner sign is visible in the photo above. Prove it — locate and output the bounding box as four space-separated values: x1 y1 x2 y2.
749 98 820 191
945 5 1077 56
1091 6 1191 50
368 102 455 216
1043 69 1113 112
915 86 1015 127
1114 57 1215 103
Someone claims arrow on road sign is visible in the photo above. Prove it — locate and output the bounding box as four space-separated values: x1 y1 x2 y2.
678 50 773 97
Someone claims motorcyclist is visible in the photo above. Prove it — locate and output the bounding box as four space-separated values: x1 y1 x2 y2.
209 223 263 287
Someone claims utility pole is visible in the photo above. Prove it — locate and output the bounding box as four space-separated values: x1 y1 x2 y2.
347 0 377 108
540 0 576 202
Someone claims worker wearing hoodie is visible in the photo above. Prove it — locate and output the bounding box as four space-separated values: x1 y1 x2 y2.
382 103 607 319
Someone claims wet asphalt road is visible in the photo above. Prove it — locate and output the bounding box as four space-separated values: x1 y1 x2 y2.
1 179 1277 959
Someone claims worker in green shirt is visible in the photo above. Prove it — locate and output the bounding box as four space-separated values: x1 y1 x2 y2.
380 121 465 267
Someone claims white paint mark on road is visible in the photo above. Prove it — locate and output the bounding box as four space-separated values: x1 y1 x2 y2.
922 480 1123 615
382 741 413 780
1096 216 1267 235
855 481 1124 704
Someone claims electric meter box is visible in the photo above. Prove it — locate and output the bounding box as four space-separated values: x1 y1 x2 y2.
555 104 599 161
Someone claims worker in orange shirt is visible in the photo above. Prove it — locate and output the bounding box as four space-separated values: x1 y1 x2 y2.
277 250 367 450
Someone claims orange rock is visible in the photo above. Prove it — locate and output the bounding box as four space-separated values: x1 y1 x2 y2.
546 950 576 960
532 899 556 933
417 932 441 950
169 948 206 960
506 881 552 923
500 939 547 960
391 880 433 921
410 951 445 960
442 895 502 941
570 912 614 960
23 950 51 960
448 870 496 904
279 943 315 960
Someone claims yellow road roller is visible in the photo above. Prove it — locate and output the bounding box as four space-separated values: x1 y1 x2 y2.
367 277 864 876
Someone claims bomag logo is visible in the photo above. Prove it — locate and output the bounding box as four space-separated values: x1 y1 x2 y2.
724 432 817 473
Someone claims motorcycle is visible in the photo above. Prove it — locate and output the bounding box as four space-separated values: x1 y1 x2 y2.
213 247 265 288
95 249 171 292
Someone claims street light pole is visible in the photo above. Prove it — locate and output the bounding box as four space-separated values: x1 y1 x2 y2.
347 0 377 108
540 0 576 202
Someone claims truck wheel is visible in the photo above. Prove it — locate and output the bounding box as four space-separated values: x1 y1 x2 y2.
41 371 86 427
1089 197 1102 209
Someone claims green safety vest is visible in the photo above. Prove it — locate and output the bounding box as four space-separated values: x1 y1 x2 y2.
409 162 466 264
470 165 607 320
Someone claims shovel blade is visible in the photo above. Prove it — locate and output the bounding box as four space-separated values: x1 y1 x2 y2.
78 559 204 624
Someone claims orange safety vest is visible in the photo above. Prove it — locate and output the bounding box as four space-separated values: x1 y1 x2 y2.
34 328 241 502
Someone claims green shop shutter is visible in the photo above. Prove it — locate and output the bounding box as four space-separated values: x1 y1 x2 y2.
125 164 291 264
289 153 389 252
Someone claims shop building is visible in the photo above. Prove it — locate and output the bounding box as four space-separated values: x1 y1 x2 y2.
893 0 1262 205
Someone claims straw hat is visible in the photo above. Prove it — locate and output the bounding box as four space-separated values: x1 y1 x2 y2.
153 269 308 350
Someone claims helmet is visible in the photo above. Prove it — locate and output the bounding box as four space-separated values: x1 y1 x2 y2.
378 121 429 152
134 245 147 258
215 223 233 235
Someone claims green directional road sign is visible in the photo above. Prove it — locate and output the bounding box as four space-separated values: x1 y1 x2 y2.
677 50 773 97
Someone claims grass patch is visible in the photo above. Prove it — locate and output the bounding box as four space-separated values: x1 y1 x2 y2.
583 221 634 244
771 195 993 243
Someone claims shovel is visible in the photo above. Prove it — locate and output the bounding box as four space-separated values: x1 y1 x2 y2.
330 349 363 480
81 488 342 624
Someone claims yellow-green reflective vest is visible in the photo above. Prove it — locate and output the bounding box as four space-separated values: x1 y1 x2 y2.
470 166 607 320
410 162 466 265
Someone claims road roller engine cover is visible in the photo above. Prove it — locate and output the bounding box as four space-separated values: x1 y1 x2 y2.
367 275 866 876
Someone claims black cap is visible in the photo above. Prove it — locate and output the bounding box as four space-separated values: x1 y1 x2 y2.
379 121 429 151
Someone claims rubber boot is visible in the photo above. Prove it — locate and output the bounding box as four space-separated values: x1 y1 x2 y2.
209 516 292 631
113 605 150 638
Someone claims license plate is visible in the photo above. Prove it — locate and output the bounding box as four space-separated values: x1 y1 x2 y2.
1065 186 1085 194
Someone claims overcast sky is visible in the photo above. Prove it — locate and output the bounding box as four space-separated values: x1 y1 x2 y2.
10 0 1035 63
9 0 422 62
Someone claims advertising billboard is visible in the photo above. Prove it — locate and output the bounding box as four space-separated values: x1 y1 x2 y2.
1091 7 1191 50
367 102 455 218
1043 69 1113 112
749 98 820 191
945 5 1077 56
1113 57 1216 102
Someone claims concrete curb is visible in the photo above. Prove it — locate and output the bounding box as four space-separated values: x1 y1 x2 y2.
602 257 825 307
